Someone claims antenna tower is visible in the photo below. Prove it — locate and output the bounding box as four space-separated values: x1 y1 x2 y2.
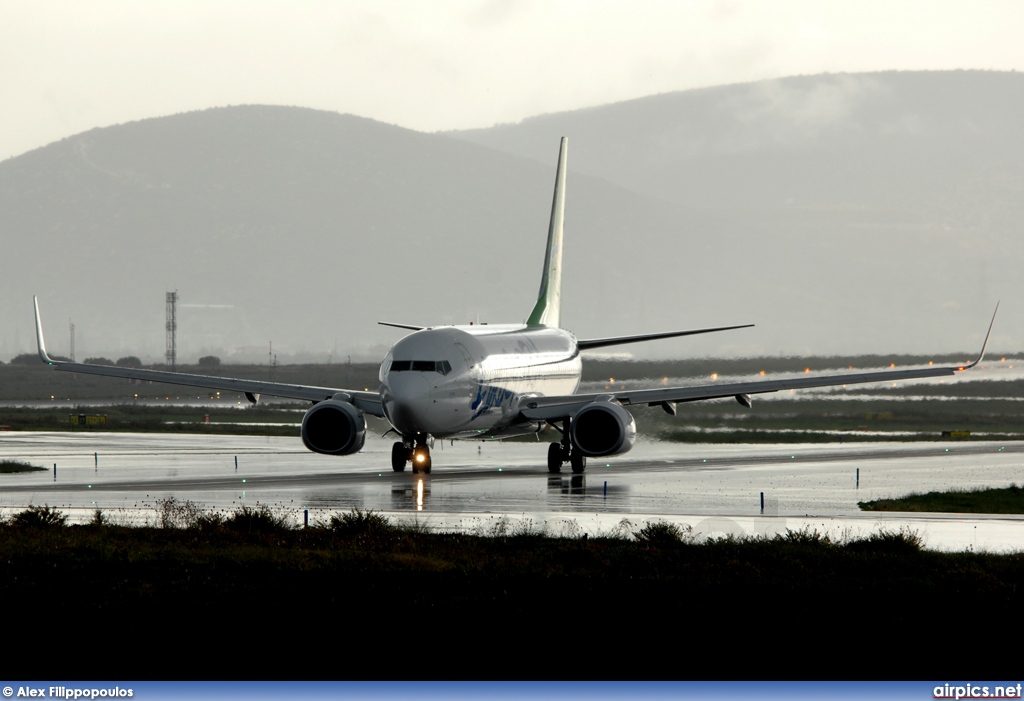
166 291 178 370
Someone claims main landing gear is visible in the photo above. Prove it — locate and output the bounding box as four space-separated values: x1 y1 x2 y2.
546 421 586 474
392 437 432 474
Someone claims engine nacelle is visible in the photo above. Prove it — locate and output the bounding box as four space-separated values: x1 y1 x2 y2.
301 399 366 456
570 401 637 457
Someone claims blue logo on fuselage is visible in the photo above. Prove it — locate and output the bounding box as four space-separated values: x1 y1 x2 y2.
471 383 515 420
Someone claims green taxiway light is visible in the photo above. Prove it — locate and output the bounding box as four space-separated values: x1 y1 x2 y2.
242 479 247 483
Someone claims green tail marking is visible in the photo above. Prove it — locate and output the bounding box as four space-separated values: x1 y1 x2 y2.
527 137 568 328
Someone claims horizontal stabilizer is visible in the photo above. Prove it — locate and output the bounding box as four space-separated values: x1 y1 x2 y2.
577 323 754 350
378 322 426 331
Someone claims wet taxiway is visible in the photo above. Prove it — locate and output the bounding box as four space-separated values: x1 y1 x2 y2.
2 431 1023 551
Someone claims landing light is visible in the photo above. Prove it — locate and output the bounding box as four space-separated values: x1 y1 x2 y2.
416 453 425 463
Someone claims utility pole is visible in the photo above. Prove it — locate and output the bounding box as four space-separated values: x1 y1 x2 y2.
166 291 177 370
69 320 75 361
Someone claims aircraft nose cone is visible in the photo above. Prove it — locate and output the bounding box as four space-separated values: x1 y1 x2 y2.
383 373 431 433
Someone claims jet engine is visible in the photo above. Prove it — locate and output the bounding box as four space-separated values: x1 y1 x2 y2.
301 399 366 456
570 401 636 457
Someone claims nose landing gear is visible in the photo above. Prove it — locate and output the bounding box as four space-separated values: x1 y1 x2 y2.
391 442 410 472
392 437 432 474
411 444 432 474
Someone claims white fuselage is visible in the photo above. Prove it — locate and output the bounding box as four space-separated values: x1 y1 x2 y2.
379 325 581 440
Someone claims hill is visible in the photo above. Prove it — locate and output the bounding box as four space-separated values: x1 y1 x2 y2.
1 72 1020 363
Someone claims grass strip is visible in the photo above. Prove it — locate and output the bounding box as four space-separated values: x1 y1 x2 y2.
860 484 1024 513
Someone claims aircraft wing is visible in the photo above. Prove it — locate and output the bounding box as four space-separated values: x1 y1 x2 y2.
33 298 385 417
520 305 999 423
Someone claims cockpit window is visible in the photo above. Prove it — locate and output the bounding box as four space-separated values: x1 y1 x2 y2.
389 360 452 375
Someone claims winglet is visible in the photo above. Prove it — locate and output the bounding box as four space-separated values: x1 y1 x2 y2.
960 301 999 370
33 296 57 366
527 137 568 328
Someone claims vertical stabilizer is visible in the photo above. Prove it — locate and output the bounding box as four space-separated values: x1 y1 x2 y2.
527 137 568 328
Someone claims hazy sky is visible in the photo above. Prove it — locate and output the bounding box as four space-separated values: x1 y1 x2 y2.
2 0 1023 162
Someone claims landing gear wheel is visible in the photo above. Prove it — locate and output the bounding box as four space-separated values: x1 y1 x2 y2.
570 451 587 474
412 445 432 474
547 443 563 473
391 442 409 472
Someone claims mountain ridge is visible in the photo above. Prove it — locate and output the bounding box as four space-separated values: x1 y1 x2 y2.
1 72 1019 362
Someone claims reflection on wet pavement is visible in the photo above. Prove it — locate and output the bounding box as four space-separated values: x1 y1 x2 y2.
2 431 1023 551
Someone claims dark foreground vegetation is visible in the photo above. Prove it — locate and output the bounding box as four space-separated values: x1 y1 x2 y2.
0 459 46 473
861 484 1024 514
3 503 1021 678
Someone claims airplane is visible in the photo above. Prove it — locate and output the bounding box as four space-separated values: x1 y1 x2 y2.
33 137 998 474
